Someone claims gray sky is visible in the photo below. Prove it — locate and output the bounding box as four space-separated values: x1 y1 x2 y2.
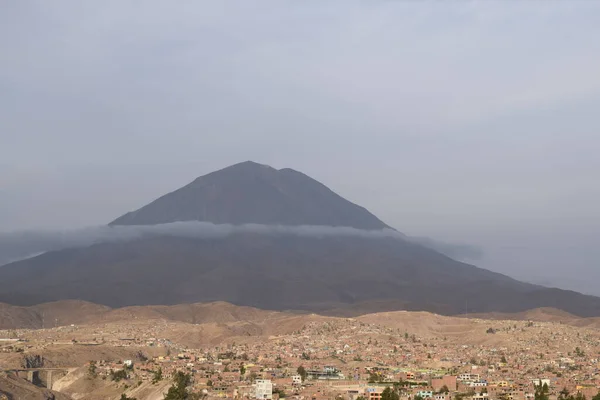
1 1 600 296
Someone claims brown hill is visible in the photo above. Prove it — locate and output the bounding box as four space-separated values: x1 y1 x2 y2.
9 301 596 363
4 300 600 335
0 301 110 330
0 300 291 330
466 307 600 330
466 307 581 323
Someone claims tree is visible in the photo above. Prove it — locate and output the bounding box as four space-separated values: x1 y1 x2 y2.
240 363 246 376
558 387 571 400
110 369 128 382
534 383 549 400
381 387 400 400
249 372 258 382
121 395 137 400
592 392 600 400
164 371 193 400
152 367 163 384
297 366 308 382
500 355 507 363
439 385 450 394
88 360 97 379
368 372 381 383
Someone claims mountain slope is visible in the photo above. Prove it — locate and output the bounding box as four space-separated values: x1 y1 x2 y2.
1 233 600 316
110 161 389 229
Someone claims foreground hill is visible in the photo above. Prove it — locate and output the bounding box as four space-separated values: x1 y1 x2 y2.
3 301 600 354
4 301 600 400
1 161 600 316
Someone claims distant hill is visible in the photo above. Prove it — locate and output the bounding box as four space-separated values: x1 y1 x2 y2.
0 300 282 330
3 300 600 334
1 161 600 317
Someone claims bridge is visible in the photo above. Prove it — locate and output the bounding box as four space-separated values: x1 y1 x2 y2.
6 368 73 389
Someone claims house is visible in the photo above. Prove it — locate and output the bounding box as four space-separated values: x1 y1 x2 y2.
255 379 273 400
531 379 551 387
292 375 302 385
432 376 457 392
365 387 384 400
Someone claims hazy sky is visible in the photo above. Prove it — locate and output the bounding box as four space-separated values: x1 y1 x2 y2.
1 1 600 294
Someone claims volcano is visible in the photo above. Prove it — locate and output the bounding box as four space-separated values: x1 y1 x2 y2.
1 161 600 317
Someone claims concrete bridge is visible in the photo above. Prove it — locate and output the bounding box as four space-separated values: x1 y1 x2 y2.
9 368 71 390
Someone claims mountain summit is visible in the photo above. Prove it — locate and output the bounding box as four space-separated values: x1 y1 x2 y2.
110 161 389 229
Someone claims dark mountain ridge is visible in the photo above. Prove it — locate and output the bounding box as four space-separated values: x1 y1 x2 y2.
110 161 390 229
1 161 600 317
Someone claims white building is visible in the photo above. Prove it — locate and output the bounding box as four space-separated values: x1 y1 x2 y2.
532 379 551 387
469 381 488 388
292 375 302 385
255 379 273 400
458 373 480 382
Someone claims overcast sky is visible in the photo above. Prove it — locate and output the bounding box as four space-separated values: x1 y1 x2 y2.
1 1 600 296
